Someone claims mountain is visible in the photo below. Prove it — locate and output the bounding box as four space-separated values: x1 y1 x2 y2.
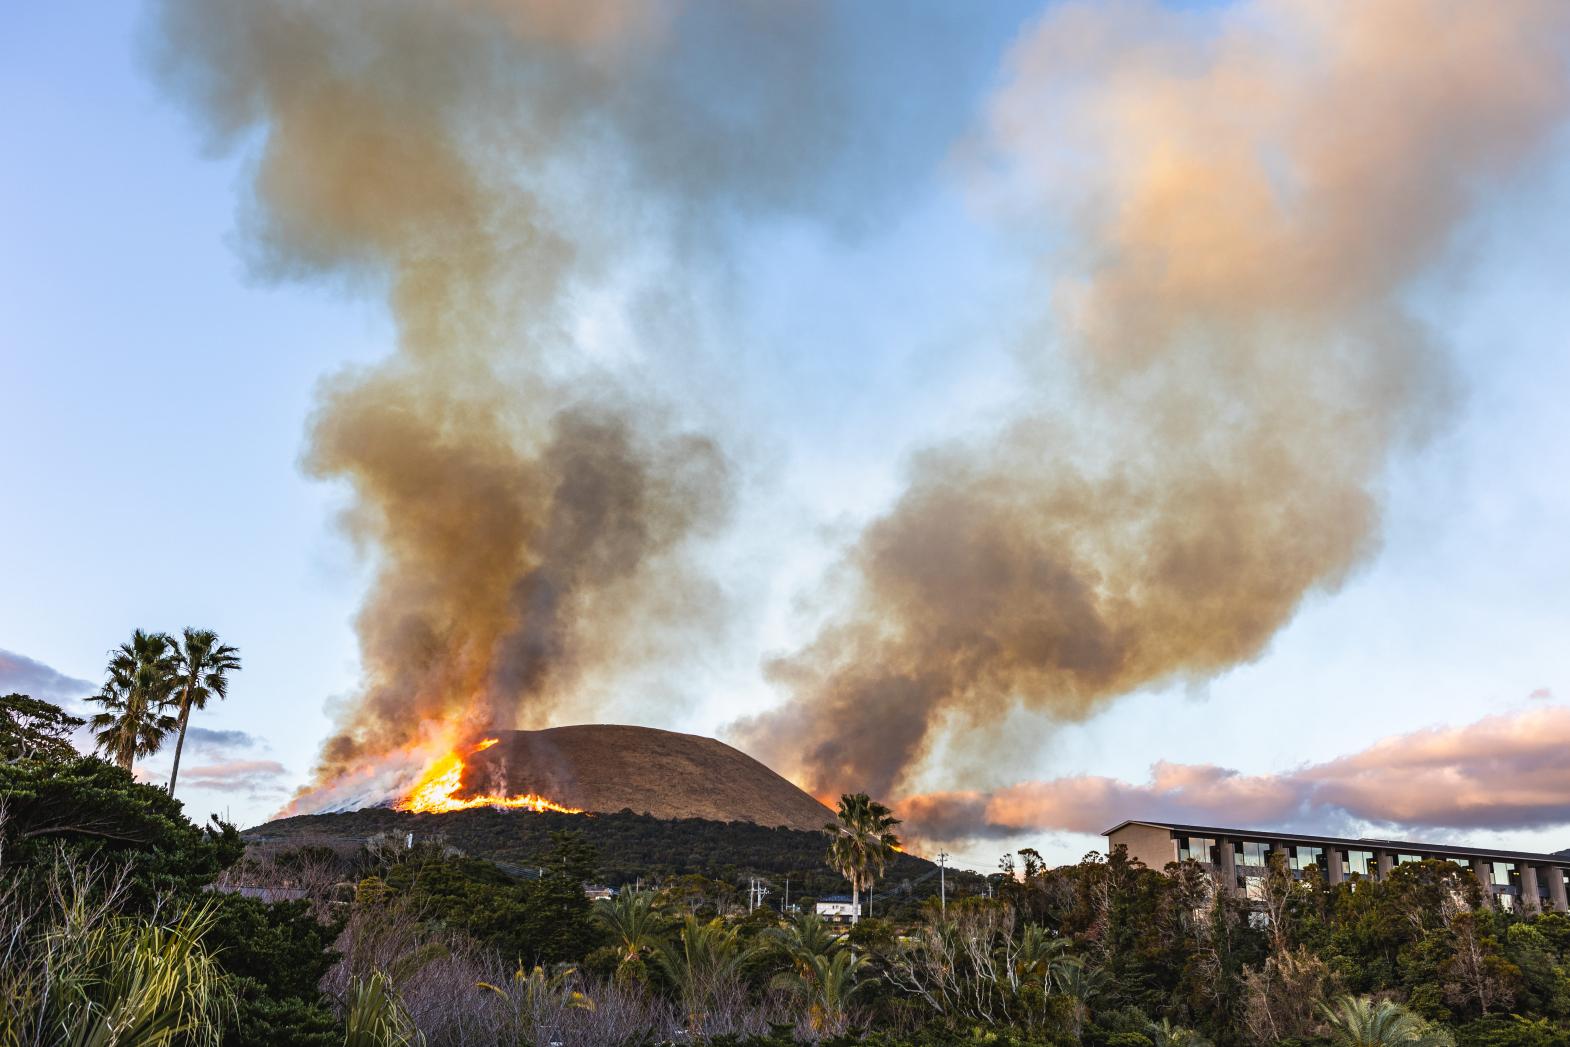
450 724 835 831
392 728 835 835
245 725 972 901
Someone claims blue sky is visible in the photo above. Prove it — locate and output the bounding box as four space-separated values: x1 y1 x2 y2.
3 2 1569 868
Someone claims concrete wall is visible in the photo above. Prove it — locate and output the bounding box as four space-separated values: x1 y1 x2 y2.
1108 823 1178 869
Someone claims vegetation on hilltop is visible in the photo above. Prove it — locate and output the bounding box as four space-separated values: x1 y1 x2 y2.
248 806 968 920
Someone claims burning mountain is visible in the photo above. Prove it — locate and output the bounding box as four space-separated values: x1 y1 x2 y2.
396 738 584 816
291 725 833 833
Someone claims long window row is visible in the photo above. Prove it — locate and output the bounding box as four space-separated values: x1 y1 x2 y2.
1169 834 1543 895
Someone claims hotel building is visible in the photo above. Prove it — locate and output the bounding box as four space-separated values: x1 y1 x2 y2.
1103 819 1570 913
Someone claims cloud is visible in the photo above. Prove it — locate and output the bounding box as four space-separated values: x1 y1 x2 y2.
0 648 94 703
902 706 1570 844
179 759 290 795
183 727 261 752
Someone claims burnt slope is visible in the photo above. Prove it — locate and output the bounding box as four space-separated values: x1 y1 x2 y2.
455 724 835 831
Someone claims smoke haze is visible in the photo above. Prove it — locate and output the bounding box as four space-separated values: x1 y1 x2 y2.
901 705 1570 842
738 0 1570 800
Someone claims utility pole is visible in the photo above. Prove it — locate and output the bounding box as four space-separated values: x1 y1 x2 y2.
938 851 948 913
784 875 790 913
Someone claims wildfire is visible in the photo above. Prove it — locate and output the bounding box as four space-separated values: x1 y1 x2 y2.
395 738 584 815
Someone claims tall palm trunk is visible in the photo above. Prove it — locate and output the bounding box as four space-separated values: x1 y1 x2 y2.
167 682 194 794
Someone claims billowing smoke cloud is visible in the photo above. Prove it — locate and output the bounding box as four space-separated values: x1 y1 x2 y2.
902 705 1570 843
738 0 1570 800
149 0 979 804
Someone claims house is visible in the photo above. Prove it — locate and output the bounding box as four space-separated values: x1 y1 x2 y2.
584 884 618 902
815 894 861 921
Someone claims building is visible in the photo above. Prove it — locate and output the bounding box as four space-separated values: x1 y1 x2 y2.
815 894 861 921
1104 819 1570 913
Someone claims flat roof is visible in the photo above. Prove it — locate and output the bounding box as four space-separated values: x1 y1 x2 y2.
1102 819 1570 866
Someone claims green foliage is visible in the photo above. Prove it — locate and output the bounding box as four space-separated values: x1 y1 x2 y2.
1320 994 1455 1045
0 692 85 763
378 837 601 965
344 970 425 1047
0 755 241 906
656 914 755 1031
0 862 230 1047
595 887 666 976
1453 1014 1566 1047
205 893 341 1046
86 628 179 769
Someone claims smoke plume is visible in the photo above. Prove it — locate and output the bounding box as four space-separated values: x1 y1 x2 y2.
901 705 1570 843
148 0 964 802
738 0 1570 799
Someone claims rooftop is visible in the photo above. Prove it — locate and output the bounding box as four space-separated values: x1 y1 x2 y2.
1103 819 1570 866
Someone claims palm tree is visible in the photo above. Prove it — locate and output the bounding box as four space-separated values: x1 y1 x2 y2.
1319 995 1455 1046
1011 923 1070 993
824 793 901 924
654 915 752 1034
1146 1017 1214 1047
592 889 664 977
1051 954 1108 1038
772 947 869 1034
166 629 241 795
767 910 843 970
87 629 178 770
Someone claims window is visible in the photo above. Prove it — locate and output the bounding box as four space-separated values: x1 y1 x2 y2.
1397 854 1425 865
1347 850 1374 877
1241 841 1270 867
1492 862 1515 887
1178 836 1216 863
1291 846 1325 872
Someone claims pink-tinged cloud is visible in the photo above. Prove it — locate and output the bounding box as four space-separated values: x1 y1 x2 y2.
179 759 290 794
901 706 1570 843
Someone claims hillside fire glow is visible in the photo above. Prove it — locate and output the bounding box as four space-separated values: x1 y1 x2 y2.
395 738 583 816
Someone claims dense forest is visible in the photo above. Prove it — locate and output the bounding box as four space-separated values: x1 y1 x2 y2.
251 806 979 919
4 689 1570 1045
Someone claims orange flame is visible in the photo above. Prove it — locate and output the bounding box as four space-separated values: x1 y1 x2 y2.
395 738 585 815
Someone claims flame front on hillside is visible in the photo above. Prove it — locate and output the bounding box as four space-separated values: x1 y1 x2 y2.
395 738 584 816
